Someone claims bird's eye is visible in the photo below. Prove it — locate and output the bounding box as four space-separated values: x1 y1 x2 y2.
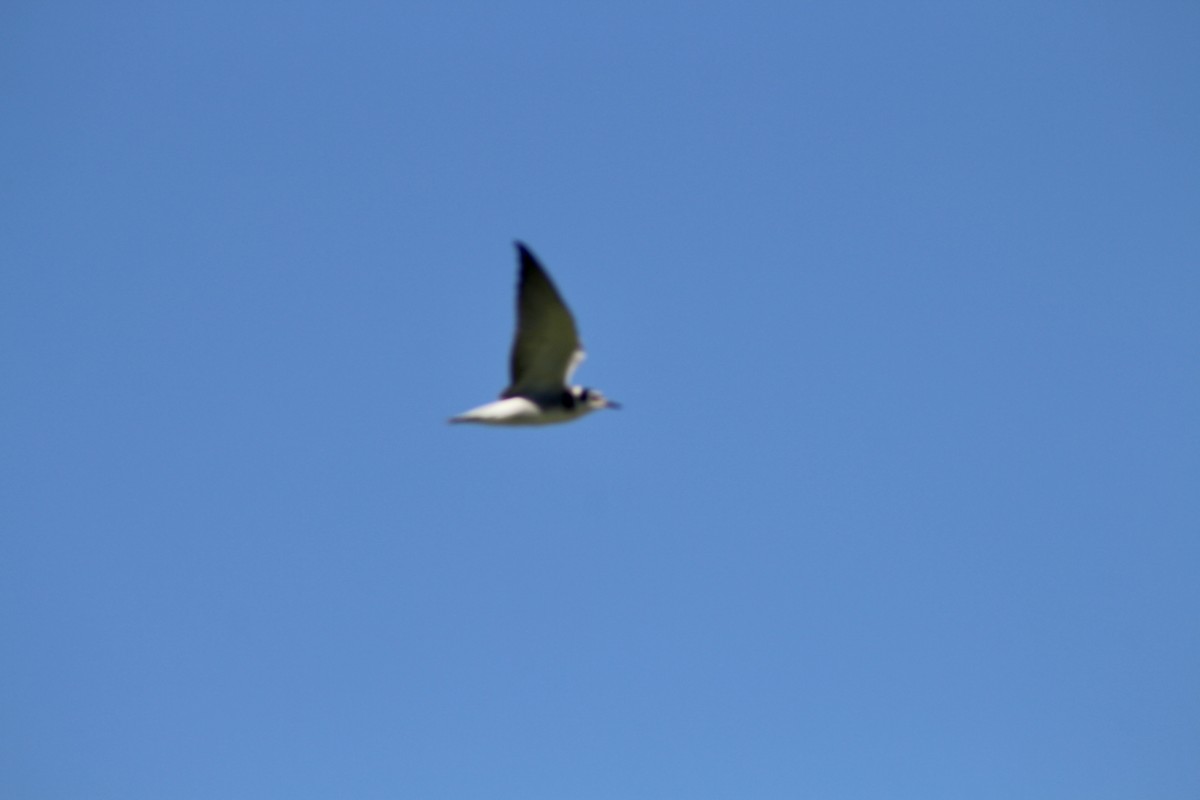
580 389 590 402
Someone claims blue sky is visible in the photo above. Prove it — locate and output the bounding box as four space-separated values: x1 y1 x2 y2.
3 3 1198 798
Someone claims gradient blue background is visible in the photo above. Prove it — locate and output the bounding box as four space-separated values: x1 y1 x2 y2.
3 3 1198 798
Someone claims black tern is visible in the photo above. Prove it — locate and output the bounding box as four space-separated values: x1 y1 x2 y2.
450 242 620 425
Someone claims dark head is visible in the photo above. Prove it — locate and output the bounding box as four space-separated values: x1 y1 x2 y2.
576 386 620 411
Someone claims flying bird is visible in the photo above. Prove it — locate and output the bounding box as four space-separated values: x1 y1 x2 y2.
450 243 620 425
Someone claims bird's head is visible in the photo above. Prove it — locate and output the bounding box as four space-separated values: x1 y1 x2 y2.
578 387 621 411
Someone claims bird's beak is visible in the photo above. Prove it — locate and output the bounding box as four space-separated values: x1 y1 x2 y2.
606 400 621 410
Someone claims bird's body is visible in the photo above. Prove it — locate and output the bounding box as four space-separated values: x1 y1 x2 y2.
451 243 619 426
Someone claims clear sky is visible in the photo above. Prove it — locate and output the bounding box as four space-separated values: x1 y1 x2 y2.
3 3 1198 798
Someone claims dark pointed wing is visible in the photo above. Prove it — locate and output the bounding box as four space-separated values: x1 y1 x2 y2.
502 243 584 397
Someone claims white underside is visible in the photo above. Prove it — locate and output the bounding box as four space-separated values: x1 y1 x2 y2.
450 396 592 426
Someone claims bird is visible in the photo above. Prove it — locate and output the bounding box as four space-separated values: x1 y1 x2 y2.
450 242 620 426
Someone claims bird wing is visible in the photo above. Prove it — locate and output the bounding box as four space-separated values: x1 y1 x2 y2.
502 243 583 397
